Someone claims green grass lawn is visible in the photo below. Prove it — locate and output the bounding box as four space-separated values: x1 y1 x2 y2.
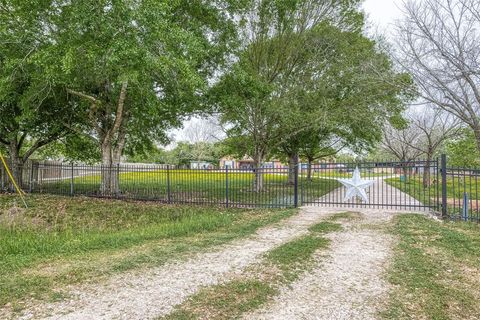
33 170 339 207
299 169 392 179
385 177 440 206
0 194 296 309
386 177 480 220
384 214 480 319
386 176 479 200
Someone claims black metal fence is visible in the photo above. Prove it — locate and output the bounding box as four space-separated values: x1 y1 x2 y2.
0 156 479 222
442 165 480 223
0 162 324 208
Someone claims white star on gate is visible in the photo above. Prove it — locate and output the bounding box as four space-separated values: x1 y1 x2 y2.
337 167 375 203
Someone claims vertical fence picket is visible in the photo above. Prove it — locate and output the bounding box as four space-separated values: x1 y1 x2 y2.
441 154 448 219
167 165 171 204
70 163 74 196
225 166 229 208
29 162 34 193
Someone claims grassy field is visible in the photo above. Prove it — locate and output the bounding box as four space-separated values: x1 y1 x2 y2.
0 194 296 309
386 177 480 220
386 176 479 200
299 170 392 179
384 214 480 319
385 177 440 206
33 170 339 207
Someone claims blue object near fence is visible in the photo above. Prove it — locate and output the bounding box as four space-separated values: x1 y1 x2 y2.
462 192 469 221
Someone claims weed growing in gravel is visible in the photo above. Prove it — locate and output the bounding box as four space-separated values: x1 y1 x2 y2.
327 211 362 221
266 235 329 281
308 221 343 234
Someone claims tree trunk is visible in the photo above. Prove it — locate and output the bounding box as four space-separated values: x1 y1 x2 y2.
253 153 264 193
8 141 24 191
423 156 432 188
307 159 313 181
402 165 409 182
99 141 122 196
287 153 298 185
100 142 113 195
97 82 128 196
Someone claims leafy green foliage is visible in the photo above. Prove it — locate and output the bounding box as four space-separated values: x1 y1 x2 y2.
445 129 480 168
126 141 229 165
36 135 101 164
210 1 367 168
0 2 78 164
1 1 247 168
276 24 412 162
213 1 412 174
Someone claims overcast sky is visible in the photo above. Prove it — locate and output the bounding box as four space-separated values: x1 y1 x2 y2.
168 0 408 146
363 0 404 32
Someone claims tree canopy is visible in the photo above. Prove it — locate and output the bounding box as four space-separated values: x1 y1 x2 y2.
211 3 412 189
1 0 247 192
0 1 82 184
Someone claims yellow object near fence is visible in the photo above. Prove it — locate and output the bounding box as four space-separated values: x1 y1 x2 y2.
0 152 28 207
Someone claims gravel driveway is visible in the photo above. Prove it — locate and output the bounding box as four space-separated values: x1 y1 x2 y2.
243 209 396 320
7 178 428 320
14 206 339 320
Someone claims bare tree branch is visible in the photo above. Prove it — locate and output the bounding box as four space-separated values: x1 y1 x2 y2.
395 0 480 149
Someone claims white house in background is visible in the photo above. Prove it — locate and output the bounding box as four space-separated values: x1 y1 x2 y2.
219 156 284 169
190 161 214 169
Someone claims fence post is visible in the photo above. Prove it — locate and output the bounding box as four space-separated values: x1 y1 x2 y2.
166 165 171 204
116 163 120 198
0 165 3 191
300 166 304 205
70 163 74 196
225 166 229 208
29 162 34 193
294 155 299 208
441 154 448 219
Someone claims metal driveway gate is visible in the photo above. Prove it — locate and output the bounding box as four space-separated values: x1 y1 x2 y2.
300 158 440 211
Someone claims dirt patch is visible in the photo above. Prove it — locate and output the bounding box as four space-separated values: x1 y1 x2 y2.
446 198 480 210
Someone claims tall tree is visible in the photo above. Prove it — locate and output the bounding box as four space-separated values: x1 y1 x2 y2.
275 127 342 183
214 11 411 191
299 131 344 181
276 24 412 183
212 0 365 191
0 1 77 186
404 108 460 186
395 0 480 150
382 123 424 164
38 0 244 194
381 108 460 185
